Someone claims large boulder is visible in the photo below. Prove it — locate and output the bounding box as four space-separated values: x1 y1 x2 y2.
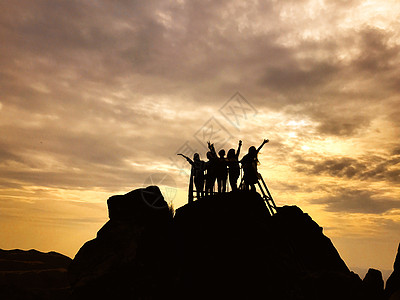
386 243 400 300
68 186 174 299
361 268 384 300
107 185 169 220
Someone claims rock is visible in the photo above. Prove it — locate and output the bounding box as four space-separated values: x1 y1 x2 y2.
69 188 364 300
107 185 169 221
361 268 384 300
386 243 400 300
68 186 174 299
173 191 362 300
0 249 72 300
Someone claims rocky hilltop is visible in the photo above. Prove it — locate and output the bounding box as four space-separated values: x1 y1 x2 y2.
68 186 400 299
0 249 71 300
2 186 400 299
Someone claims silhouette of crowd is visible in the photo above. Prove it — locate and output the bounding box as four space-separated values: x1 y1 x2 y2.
178 139 269 201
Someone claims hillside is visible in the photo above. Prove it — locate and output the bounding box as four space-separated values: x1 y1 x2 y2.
69 186 395 299
2 186 399 299
0 249 71 299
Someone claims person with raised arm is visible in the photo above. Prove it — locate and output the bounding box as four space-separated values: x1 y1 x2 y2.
240 139 269 191
227 140 242 191
177 153 206 199
204 151 217 196
208 141 228 193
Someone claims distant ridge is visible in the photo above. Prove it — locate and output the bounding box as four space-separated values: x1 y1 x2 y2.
0 248 71 299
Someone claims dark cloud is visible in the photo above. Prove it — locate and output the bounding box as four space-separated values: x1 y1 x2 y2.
295 154 400 184
314 110 371 137
352 27 400 74
311 188 400 214
1 0 399 116
393 147 400 156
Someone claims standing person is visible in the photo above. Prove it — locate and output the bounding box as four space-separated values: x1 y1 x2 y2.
204 150 217 196
208 142 227 193
216 149 228 193
240 139 269 191
177 153 205 199
227 140 242 191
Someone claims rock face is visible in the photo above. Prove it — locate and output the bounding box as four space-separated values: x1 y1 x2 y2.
386 243 400 300
69 187 365 299
0 249 71 300
68 186 174 299
362 268 384 300
173 191 361 300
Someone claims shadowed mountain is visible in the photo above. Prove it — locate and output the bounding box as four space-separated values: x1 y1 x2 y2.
173 191 362 299
2 186 399 299
69 186 374 299
0 249 71 300
69 186 174 299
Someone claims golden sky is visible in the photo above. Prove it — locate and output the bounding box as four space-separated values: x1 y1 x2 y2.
1 0 399 276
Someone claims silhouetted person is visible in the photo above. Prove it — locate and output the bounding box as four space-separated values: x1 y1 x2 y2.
227 140 242 191
208 142 228 193
240 139 269 191
205 150 217 196
178 153 205 199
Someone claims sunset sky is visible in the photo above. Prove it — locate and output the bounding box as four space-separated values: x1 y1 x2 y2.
1 0 399 277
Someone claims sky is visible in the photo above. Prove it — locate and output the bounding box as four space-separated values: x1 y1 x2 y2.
1 0 399 277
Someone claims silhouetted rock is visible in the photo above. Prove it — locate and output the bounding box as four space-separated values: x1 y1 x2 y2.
173 191 362 299
0 249 71 300
386 243 400 300
107 185 169 220
68 186 174 299
361 268 384 299
69 187 368 299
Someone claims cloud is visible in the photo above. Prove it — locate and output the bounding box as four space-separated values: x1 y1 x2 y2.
352 27 400 75
311 188 400 214
295 154 400 184
0 0 399 193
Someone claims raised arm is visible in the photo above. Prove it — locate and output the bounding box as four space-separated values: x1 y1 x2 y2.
236 140 242 158
207 141 217 157
256 139 269 153
177 153 193 165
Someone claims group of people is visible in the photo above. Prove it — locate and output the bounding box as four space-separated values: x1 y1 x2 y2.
178 139 269 199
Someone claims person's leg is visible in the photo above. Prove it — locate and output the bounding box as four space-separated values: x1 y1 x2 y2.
207 182 212 196
243 180 248 191
222 177 227 193
229 175 235 191
230 175 238 191
199 179 204 198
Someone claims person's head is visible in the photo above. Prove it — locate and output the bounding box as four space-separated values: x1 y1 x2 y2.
227 148 235 159
248 146 257 156
193 153 200 161
218 149 225 158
